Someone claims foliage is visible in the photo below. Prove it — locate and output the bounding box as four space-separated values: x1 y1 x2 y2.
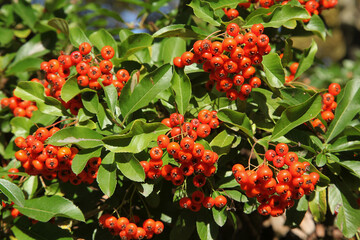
1 0 359 239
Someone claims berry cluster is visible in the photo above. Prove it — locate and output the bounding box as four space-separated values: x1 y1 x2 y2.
0 94 37 118
174 23 270 101
99 214 164 239
179 191 227 212
140 110 219 187
14 127 101 185
37 42 130 114
232 143 320 217
311 83 341 130
224 0 338 21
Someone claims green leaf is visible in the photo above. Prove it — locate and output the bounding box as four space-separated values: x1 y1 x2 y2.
337 161 360 179
0 28 13 46
10 117 33 137
196 210 219 240
325 79 360 143
48 18 69 36
244 4 310 28
11 32 56 64
47 126 104 149
15 195 85 222
328 184 360 238
14 82 68 116
103 121 170 153
271 94 322 139
84 3 124 23
81 91 99 114
308 187 327 222
171 68 191 115
6 58 43 75
12 0 37 29
119 64 173 120
223 189 248 202
262 53 285 89
160 37 186 64
89 29 118 58
12 220 72 240
61 77 81 102
103 84 118 113
328 136 360 152
69 26 90 48
315 153 327 167
71 147 102 175
217 109 253 138
116 153 145 182
0 179 25 207
188 0 221 27
208 0 247 9
294 40 318 79
153 24 198 38
97 152 117 197
22 176 38 199
304 14 326 40
118 33 153 59
281 38 293 67
210 130 235 156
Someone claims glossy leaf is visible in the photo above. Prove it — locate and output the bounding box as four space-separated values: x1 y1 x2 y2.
308 187 327 222
210 130 235 156
325 79 360 143
271 94 322 140
14 81 45 102
71 147 102 175
337 161 360 179
69 26 90 47
160 37 186 64
328 136 360 152
103 83 118 113
244 4 310 28
89 29 118 58
47 126 104 149
116 153 145 182
328 184 360 238
10 117 33 137
6 58 44 75
11 32 56 64
188 0 221 27
15 195 85 222
81 91 99 114
103 121 170 153
153 24 197 38
304 14 326 40
97 152 117 197
294 40 318 79
196 210 219 240
12 1 37 29
262 53 285 88
217 109 253 138
171 68 192 115
118 33 153 59
48 18 69 36
22 176 38 199
0 179 25 207
208 0 247 9
12 220 72 240
315 153 327 167
119 64 172 120
61 77 81 102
